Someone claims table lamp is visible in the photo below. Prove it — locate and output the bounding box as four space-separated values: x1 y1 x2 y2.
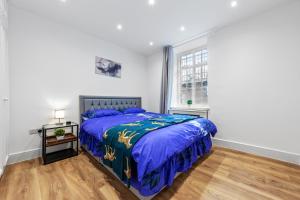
55 109 65 125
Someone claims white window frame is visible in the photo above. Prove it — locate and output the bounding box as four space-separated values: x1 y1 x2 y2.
175 46 208 108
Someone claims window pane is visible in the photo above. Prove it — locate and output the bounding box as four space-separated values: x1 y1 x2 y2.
201 65 208 80
195 86 208 104
181 56 187 66
180 87 192 104
177 47 208 106
195 67 201 82
186 54 193 66
202 50 208 62
195 51 201 64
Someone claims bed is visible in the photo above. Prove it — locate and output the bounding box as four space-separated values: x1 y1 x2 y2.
79 96 217 199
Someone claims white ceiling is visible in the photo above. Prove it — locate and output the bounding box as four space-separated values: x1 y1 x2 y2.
10 0 293 56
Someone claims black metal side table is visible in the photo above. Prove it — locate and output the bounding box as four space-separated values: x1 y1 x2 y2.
42 122 79 165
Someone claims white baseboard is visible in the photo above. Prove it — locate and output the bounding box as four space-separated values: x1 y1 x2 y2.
5 140 300 166
5 155 8 166
0 155 8 178
213 138 300 165
7 148 41 165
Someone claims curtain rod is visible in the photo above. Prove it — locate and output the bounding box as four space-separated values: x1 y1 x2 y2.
171 28 217 48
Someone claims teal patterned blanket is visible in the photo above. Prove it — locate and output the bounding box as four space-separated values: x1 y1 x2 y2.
102 114 197 186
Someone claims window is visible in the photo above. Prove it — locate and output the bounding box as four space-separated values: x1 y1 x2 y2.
175 47 208 107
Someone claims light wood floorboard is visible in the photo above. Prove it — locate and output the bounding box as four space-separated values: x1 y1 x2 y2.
0 147 299 200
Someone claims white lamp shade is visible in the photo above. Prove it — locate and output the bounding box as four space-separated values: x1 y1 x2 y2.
55 110 65 119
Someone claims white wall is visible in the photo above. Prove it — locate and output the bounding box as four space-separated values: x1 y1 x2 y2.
0 0 9 175
8 6 149 161
209 1 300 158
147 1 300 163
146 51 162 113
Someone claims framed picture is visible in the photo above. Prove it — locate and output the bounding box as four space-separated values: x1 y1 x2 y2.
95 56 121 78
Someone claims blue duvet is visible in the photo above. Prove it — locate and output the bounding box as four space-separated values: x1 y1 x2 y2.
80 112 217 196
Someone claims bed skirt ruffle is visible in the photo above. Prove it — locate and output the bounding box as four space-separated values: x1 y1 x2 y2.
80 131 212 196
131 133 212 196
79 131 103 157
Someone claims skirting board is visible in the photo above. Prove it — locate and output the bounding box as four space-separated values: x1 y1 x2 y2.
213 138 300 165
7 148 41 165
6 140 300 166
0 155 9 178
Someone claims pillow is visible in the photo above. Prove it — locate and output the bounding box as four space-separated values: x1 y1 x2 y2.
123 107 146 114
82 109 122 119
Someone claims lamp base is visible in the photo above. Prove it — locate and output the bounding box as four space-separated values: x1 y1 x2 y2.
55 118 64 126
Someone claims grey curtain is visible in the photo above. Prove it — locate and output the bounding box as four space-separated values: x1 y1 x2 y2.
160 46 174 114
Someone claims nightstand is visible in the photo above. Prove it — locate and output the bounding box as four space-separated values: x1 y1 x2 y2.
42 122 79 165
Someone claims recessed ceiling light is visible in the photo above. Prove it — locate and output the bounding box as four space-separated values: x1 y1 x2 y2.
180 26 186 32
148 0 155 6
231 1 238 8
60 0 67 3
116 24 123 30
149 42 154 46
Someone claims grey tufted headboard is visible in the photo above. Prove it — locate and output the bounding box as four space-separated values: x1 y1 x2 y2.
79 95 142 122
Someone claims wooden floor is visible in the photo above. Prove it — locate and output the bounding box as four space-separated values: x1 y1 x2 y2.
0 147 299 200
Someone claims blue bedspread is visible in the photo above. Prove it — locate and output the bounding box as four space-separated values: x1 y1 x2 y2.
80 112 217 196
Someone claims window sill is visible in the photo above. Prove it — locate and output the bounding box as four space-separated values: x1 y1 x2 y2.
169 106 210 112
168 107 210 118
